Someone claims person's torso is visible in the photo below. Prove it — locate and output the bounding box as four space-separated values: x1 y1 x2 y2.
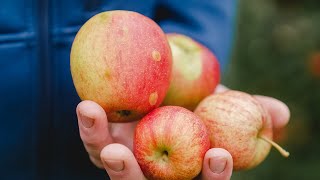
0 1 157 179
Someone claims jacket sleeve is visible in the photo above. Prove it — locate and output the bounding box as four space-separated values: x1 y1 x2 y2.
155 0 238 71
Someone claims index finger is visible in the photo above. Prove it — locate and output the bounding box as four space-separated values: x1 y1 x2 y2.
77 100 114 168
254 95 290 129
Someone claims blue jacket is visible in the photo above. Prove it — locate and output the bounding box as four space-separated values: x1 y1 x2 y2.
0 0 237 179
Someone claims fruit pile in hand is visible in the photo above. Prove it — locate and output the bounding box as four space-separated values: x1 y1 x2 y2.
70 10 289 180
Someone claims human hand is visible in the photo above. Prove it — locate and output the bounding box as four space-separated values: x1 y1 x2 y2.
76 85 290 180
76 100 233 180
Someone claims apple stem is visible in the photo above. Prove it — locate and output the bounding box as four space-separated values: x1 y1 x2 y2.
260 136 290 157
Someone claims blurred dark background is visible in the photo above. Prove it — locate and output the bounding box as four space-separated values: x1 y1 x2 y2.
224 0 320 179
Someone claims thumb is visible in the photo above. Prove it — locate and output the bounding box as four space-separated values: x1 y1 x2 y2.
100 144 146 180
201 148 233 180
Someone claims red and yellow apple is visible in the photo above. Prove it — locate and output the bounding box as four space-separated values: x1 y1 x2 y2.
161 33 220 111
194 90 289 170
133 106 210 180
70 10 172 122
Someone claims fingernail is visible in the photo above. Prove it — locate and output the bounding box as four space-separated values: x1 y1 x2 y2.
104 159 124 172
80 113 94 128
209 156 227 174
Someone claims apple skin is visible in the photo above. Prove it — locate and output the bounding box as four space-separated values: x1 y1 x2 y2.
161 33 220 111
133 106 210 180
194 90 273 170
70 11 172 122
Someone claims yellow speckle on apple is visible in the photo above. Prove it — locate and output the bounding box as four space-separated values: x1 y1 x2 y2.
149 92 158 105
152 50 161 61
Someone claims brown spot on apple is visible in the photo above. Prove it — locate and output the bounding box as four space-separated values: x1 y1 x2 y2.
152 50 161 61
105 70 111 79
149 91 158 106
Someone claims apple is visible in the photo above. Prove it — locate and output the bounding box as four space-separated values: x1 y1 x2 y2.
161 33 220 111
194 90 289 170
133 106 210 180
70 10 172 122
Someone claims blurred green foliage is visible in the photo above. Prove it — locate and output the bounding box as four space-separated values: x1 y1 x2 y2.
223 0 320 179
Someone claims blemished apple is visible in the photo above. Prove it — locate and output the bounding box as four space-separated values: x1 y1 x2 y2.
161 33 220 111
133 106 210 180
194 90 289 170
70 10 172 122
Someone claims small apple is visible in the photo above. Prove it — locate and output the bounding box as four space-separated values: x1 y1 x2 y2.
161 33 220 111
194 90 289 170
133 106 210 180
70 10 172 122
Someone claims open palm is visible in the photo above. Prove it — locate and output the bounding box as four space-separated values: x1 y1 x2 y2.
76 85 289 180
